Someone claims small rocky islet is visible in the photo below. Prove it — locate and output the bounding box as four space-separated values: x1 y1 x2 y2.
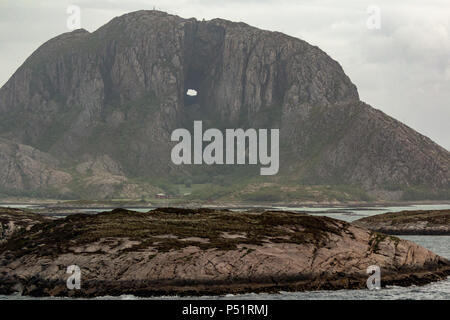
0 207 449 297
354 209 450 235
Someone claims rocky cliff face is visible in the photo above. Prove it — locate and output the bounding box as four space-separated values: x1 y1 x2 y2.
0 10 449 199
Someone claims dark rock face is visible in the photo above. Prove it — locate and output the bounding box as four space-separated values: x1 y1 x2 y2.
0 10 449 198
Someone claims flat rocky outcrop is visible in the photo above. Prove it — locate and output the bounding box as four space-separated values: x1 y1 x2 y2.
354 209 450 235
0 208 449 297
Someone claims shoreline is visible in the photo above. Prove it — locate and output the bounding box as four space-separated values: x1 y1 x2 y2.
2 267 450 298
1 199 450 210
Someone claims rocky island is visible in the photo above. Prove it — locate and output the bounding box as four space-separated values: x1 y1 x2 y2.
0 207 449 297
354 209 450 235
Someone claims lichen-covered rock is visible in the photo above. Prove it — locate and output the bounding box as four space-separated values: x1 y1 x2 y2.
0 208 49 243
0 208 449 297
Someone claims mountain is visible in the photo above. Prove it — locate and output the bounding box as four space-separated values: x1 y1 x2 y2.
0 10 449 201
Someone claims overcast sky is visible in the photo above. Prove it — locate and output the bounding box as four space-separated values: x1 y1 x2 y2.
1 0 449 150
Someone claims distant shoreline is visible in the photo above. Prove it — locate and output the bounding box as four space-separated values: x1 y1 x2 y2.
1 198 450 209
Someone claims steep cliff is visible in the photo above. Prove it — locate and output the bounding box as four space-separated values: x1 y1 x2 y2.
0 10 449 200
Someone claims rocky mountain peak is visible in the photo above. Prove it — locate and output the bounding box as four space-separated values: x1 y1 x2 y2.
0 10 448 200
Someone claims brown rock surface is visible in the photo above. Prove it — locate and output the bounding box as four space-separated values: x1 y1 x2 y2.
354 209 450 235
0 208 50 243
0 138 72 192
0 208 449 297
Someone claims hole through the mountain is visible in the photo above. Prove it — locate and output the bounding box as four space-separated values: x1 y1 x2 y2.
185 88 199 106
186 89 197 97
